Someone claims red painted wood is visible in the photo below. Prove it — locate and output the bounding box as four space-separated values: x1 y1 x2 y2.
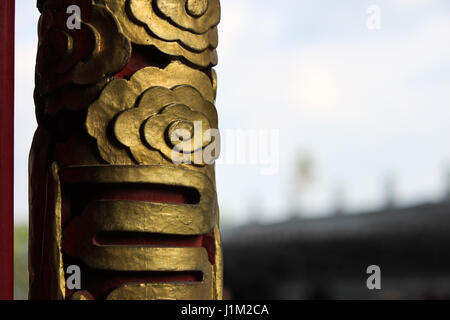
0 0 15 301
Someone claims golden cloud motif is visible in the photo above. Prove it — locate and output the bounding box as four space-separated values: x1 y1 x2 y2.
86 62 218 165
155 0 220 33
36 2 131 95
105 0 220 68
115 87 218 165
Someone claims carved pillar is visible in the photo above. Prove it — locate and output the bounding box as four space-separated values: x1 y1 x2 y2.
30 0 222 300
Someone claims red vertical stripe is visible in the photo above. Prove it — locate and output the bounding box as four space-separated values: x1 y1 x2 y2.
0 0 15 300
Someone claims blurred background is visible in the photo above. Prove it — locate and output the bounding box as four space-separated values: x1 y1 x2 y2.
14 0 450 299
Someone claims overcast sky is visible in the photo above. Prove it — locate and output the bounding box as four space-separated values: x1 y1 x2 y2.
14 0 450 225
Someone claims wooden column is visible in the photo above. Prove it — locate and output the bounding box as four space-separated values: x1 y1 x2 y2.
0 0 15 301
31 0 222 300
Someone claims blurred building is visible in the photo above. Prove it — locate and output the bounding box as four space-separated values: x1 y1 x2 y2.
223 201 450 300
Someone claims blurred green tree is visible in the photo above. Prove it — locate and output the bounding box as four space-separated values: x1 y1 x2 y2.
14 225 28 300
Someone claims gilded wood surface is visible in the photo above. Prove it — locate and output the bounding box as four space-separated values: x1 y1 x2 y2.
31 0 222 300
